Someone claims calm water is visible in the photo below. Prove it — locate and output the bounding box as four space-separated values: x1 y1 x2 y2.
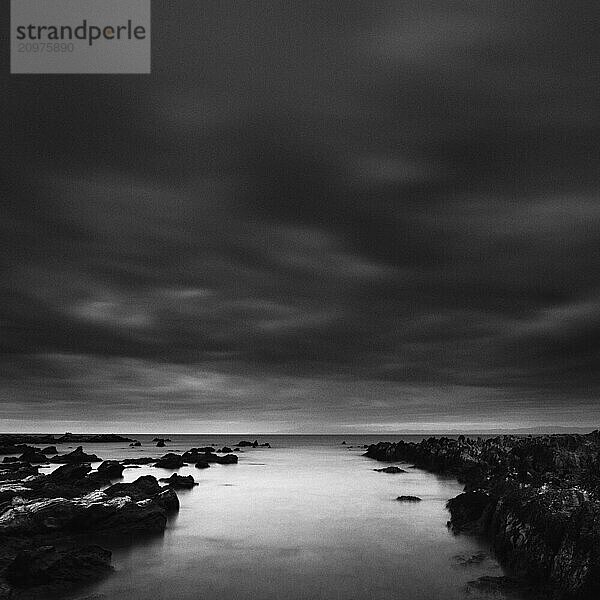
37 435 516 600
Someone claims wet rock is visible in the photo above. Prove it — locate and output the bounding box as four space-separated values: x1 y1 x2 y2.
18 448 48 464
129 441 142 447
396 495 422 502
97 461 125 479
104 475 162 501
453 552 488 567
156 440 166 447
195 461 210 469
6 545 112 587
42 446 58 455
219 447 233 453
154 453 184 469
50 446 101 464
153 488 180 512
236 440 270 448
374 466 406 474
159 474 197 489
446 491 491 533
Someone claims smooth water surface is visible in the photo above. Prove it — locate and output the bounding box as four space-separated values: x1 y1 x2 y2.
45 435 515 600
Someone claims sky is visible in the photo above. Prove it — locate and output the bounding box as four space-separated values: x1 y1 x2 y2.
2 1 600 433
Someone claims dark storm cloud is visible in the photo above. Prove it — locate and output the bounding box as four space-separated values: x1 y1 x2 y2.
2 1 600 430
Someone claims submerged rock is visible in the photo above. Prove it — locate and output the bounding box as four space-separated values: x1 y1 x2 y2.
195 461 210 469
374 466 406 474
396 495 422 502
159 474 197 489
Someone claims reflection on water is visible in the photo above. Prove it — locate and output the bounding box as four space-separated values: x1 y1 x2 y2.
60 435 516 600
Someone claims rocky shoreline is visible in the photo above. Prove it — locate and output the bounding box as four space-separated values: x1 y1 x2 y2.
365 432 600 599
0 438 271 599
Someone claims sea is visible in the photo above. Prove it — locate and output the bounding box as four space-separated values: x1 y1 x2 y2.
35 434 522 600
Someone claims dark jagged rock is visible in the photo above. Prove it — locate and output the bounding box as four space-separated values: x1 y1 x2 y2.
41 446 58 454
18 448 48 464
182 449 238 464
237 440 270 448
2 457 19 463
154 488 180 512
0 461 178 598
156 440 166 447
104 475 162 501
159 474 197 489
453 551 488 567
129 441 142 447
195 461 210 469
365 432 600 599
219 447 233 453
97 460 125 479
374 466 406 473
6 545 112 587
154 453 184 469
396 495 422 502
50 446 101 464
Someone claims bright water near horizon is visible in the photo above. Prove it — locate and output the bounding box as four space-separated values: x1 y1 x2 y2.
36 435 521 600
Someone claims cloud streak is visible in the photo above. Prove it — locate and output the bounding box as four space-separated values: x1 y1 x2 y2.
2 1 600 431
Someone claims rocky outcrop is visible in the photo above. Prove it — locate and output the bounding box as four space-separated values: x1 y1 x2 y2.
237 440 270 448
365 432 600 599
182 449 238 465
50 446 101 464
396 496 422 502
159 474 197 489
97 460 125 479
0 465 179 598
373 466 406 473
155 453 184 469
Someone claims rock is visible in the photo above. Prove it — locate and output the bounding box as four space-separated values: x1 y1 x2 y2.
97 460 125 479
129 441 142 447
42 446 58 454
374 466 406 474
154 453 184 469
152 438 171 442
236 440 269 448
104 475 162 501
153 488 180 512
219 447 233 453
6 545 112 586
2 456 19 463
195 461 210 469
156 440 165 447
182 449 237 464
341 441 346 445
57 433 133 443
396 496 422 502
49 463 93 483
446 491 491 533
50 446 101 464
453 552 488 567
159 474 197 489
18 448 48 464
